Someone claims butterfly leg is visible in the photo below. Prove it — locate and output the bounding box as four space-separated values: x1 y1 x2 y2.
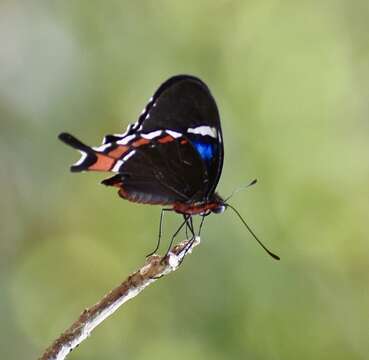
152 216 189 276
163 216 189 258
188 216 195 241
179 216 197 263
198 215 206 236
182 214 206 260
183 214 193 242
146 208 172 257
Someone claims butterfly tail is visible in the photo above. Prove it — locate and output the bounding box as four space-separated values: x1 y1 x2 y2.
58 132 117 173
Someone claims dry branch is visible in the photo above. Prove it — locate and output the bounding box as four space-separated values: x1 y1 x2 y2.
39 237 200 360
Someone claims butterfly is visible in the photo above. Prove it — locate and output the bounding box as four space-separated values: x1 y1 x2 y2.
59 75 279 259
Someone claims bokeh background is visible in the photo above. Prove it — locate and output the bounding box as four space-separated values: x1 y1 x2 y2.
1 1 368 359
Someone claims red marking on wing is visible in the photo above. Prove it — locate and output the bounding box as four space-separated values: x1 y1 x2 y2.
158 135 174 144
180 139 188 144
118 187 130 199
132 138 150 147
88 154 115 171
107 145 129 159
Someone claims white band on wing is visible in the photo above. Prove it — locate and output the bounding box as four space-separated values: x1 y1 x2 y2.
187 126 217 138
112 150 137 172
122 150 136 162
112 160 124 173
73 151 88 167
117 134 136 145
93 143 112 152
166 130 182 138
141 130 163 139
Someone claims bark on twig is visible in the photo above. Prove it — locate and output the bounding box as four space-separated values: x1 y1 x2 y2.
39 237 200 360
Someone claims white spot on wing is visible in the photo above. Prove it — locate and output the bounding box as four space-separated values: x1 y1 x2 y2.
73 151 87 166
141 130 162 139
122 150 136 162
187 126 217 138
117 134 136 145
166 130 182 138
112 160 124 172
112 150 137 172
93 143 111 152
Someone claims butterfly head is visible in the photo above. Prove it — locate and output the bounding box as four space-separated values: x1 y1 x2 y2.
209 192 226 214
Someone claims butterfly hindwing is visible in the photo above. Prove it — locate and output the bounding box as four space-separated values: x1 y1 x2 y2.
102 132 208 204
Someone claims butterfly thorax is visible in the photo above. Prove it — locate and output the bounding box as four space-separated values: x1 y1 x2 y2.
173 193 225 215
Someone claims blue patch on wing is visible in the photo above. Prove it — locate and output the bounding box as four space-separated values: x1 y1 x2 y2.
192 140 214 161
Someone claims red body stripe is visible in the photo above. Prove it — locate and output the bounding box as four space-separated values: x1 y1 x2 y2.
173 202 219 215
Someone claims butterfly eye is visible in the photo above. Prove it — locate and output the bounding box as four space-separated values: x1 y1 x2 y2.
212 205 226 214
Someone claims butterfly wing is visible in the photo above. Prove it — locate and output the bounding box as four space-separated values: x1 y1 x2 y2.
102 133 208 204
105 75 224 198
59 131 208 204
59 75 223 204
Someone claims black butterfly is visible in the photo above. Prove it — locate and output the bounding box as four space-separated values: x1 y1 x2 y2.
59 75 279 259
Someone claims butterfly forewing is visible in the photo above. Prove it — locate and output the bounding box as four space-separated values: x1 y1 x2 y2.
136 75 224 198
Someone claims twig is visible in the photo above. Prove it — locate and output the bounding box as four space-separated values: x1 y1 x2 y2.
39 236 200 360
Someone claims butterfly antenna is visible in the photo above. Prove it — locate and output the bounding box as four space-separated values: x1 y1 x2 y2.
226 203 280 260
224 178 258 202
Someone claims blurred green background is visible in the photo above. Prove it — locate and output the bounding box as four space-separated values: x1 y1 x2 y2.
1 1 368 359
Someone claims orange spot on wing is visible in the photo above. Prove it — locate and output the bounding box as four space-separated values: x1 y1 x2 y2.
180 139 188 144
132 138 150 147
158 135 174 144
107 146 129 159
88 154 115 171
